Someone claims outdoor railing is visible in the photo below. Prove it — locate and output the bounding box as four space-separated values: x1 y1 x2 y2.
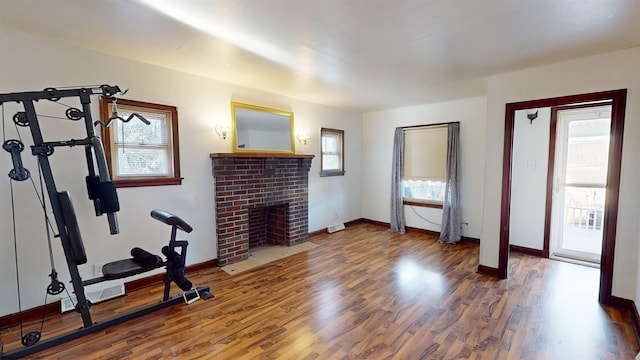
565 206 603 230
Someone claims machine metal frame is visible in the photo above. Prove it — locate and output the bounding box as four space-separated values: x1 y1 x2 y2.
0 86 211 359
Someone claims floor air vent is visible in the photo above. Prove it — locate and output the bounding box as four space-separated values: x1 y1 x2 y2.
61 283 125 313
327 223 345 233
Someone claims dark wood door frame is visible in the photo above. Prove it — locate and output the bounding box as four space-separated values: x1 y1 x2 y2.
542 102 614 259
498 89 627 305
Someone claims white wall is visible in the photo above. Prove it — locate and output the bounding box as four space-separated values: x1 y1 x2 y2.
295 102 363 230
509 108 551 250
480 47 640 301
362 97 486 238
0 27 362 315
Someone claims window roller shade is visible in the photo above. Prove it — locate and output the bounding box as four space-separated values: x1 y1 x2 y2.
404 126 447 181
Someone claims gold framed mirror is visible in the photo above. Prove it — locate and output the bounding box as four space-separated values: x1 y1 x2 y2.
231 102 295 153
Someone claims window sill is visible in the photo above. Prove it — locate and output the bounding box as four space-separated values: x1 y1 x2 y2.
320 170 345 177
403 199 443 209
114 177 183 188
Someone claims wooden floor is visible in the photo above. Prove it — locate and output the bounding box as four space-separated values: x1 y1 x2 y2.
1 223 638 359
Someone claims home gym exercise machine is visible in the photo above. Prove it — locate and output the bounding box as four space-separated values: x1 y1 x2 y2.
0 85 212 359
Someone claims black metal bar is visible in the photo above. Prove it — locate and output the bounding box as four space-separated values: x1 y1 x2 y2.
170 225 178 244
79 90 103 219
21 100 94 328
81 276 107 287
2 286 210 359
31 139 93 155
0 86 121 104
89 137 119 233
78 88 98 138
163 274 172 301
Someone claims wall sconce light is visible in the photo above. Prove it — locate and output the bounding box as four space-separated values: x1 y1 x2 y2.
296 133 310 145
526 110 538 124
215 124 231 139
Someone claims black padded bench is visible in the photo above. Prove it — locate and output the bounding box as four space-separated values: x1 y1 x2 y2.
80 208 193 287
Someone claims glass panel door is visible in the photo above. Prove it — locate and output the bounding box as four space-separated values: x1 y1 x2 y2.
550 105 611 265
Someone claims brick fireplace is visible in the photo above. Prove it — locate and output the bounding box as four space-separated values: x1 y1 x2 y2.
210 153 314 266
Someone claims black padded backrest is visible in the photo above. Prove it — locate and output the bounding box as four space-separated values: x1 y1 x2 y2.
95 181 120 213
86 175 99 200
58 191 88 265
86 176 120 214
150 209 193 233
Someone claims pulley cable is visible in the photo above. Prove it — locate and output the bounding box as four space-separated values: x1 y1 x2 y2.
34 113 79 121
2 102 5 141
4 101 30 345
36 162 65 296
47 84 105 91
0 102 6 352
4 102 58 249
2 102 63 348
1 101 7 140
27 175 57 236
9 178 26 343
8 177 49 347
44 85 128 115
42 101 86 122
6 101 61 250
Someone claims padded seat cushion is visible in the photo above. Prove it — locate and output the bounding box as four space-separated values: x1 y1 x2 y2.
102 257 163 280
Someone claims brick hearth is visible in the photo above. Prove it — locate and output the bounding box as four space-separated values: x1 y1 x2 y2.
211 153 314 265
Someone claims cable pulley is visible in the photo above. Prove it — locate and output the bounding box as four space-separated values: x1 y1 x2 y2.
21 331 40 347
42 87 61 102
65 107 83 121
99 84 123 97
47 270 65 295
12 112 28 127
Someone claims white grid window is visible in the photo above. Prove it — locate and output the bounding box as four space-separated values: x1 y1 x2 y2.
320 128 344 176
111 108 172 178
99 97 182 188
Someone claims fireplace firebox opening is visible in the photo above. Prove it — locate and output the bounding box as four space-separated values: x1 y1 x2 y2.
249 203 289 248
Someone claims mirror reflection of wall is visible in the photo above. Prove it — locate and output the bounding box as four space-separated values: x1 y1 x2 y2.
231 102 294 153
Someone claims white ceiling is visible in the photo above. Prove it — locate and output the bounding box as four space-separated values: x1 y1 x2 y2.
1 0 638 112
